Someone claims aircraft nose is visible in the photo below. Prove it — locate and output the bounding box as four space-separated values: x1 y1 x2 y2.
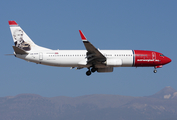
166 57 172 64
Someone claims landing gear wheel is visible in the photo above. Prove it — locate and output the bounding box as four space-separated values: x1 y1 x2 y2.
91 67 97 73
86 70 91 76
153 69 157 73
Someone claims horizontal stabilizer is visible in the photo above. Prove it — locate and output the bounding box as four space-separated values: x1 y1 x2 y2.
12 46 28 54
5 54 15 56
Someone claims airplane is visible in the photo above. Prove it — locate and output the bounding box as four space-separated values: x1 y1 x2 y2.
8 21 171 76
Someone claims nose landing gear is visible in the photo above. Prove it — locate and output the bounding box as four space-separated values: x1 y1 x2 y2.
153 67 157 73
153 69 157 73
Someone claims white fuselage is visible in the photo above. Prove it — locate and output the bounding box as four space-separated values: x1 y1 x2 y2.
16 50 134 68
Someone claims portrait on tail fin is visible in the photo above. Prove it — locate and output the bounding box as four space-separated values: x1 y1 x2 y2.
13 29 31 51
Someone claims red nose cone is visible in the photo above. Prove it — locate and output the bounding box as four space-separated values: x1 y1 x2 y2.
167 57 172 63
161 57 171 65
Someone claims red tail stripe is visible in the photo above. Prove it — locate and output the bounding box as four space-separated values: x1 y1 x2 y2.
8 21 18 25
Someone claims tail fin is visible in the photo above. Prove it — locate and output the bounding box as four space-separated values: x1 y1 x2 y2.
9 21 50 52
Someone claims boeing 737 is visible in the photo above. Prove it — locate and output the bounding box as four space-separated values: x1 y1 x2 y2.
8 21 171 76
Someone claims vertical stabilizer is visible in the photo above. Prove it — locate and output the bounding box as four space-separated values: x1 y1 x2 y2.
9 21 50 52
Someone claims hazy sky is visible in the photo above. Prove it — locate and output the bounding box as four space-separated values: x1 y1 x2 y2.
1 0 176 97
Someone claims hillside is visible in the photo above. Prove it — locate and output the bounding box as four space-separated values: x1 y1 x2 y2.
0 87 177 120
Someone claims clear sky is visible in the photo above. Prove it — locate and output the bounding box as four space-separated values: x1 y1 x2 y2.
0 0 176 97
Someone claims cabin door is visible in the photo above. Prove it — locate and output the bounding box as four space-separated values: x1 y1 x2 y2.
152 52 156 60
39 52 43 60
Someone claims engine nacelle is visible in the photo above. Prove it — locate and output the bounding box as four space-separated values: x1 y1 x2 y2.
105 59 122 66
97 67 113 73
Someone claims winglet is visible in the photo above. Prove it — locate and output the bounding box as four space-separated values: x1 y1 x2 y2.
79 30 106 63
8 21 18 26
79 30 87 41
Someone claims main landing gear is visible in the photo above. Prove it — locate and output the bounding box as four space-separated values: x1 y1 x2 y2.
86 67 97 76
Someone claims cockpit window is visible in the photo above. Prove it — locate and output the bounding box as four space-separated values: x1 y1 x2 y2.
160 54 164 57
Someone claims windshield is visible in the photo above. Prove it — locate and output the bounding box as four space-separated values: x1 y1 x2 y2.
160 54 164 57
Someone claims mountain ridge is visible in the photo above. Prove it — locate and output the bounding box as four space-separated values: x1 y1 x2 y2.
148 86 177 99
0 86 177 120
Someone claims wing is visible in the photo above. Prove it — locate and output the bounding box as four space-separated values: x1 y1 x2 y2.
79 30 106 65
